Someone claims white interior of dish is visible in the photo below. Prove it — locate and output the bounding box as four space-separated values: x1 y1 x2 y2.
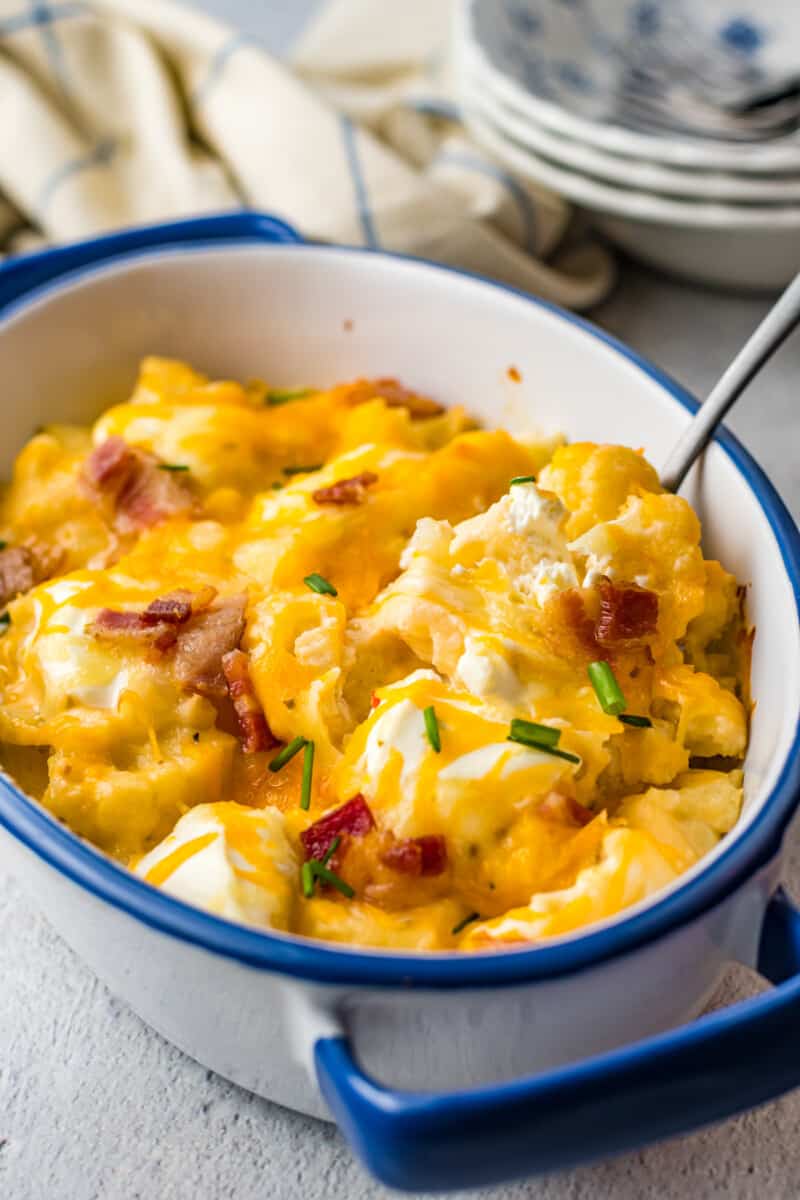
0 243 796 923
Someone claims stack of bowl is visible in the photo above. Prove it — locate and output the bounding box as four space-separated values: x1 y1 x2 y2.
457 0 800 289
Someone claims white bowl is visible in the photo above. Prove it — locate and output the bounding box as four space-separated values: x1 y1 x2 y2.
1 216 800 1191
465 104 800 289
463 62 800 203
460 0 800 173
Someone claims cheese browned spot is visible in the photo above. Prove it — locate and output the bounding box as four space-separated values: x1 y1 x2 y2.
312 471 378 506
342 378 445 418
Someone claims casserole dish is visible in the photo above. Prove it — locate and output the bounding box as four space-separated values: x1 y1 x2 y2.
1 213 799 1192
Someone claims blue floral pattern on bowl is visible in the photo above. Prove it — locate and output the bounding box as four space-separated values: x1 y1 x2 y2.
466 0 795 136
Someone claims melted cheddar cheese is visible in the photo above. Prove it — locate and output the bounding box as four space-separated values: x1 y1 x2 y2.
0 359 749 949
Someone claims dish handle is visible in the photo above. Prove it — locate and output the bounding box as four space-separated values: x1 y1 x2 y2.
0 212 303 314
315 887 800 1192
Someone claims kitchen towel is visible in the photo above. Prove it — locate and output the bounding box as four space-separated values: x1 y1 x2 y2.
0 0 614 308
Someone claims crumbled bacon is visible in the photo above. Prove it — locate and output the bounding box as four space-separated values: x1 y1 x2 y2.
381 835 448 876
301 794 375 863
0 546 36 607
595 576 658 645
144 589 195 625
545 579 658 661
89 588 216 653
344 378 444 418
90 607 174 647
0 541 61 607
83 435 135 489
370 693 381 710
312 471 378 506
82 436 195 533
172 594 248 699
547 589 600 659
537 791 593 827
221 649 278 754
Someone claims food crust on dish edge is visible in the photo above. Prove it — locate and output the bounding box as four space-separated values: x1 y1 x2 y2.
0 359 750 951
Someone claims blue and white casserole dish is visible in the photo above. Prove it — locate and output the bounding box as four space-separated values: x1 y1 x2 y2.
0 213 799 1192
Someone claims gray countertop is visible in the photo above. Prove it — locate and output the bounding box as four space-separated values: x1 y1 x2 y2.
3 4 800 1199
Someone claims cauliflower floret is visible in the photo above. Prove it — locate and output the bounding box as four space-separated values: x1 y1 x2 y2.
538 443 661 539
654 664 747 758
569 492 706 642
462 827 680 946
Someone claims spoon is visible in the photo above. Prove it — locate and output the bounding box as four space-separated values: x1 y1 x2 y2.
660 273 800 492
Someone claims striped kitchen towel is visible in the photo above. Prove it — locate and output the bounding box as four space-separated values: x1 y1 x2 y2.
0 0 615 308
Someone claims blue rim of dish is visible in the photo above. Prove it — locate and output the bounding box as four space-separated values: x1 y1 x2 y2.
0 214 798 989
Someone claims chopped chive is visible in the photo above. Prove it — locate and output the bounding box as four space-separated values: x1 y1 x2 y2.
0 540 6 550
302 838 345 900
301 861 316 899
507 720 580 763
300 740 315 811
451 911 480 936
423 705 441 753
321 835 340 867
509 475 536 486
268 735 307 773
310 861 355 899
588 660 626 717
304 572 337 597
282 463 323 476
270 481 283 490
507 736 581 765
508 718 560 748
266 387 313 406
619 713 653 728
0 612 10 632
158 463 190 472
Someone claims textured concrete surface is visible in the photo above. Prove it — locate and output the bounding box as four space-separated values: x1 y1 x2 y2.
5 2 800 1197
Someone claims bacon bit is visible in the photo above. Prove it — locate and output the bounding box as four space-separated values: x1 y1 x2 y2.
144 589 195 624
382 835 448 876
0 546 36 607
343 378 445 419
312 471 378 506
595 577 658 645
172 594 248 699
90 608 181 652
301 794 375 864
507 365 522 383
0 540 62 607
537 791 593 827
83 435 135 489
549 589 601 659
370 693 381 710
89 588 216 653
82 436 195 533
222 649 278 753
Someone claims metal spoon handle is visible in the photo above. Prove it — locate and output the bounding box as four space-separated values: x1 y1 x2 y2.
660 272 800 492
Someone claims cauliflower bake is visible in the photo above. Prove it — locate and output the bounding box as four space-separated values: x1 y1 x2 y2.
0 360 750 950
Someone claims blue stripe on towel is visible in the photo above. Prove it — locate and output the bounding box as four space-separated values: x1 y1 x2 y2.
340 114 380 250
0 1 84 38
410 98 462 121
191 32 258 107
37 136 116 216
434 148 539 255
